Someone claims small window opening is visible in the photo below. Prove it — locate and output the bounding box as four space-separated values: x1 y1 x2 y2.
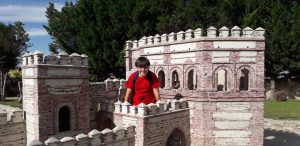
172 70 180 89
217 69 227 91
240 69 249 90
158 70 165 88
188 70 197 90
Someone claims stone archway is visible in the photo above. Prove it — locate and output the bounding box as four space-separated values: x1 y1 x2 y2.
59 106 70 132
166 128 186 146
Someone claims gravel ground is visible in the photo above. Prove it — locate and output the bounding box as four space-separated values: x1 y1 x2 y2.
264 118 300 146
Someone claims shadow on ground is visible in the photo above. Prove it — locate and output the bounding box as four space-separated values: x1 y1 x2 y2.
264 129 300 146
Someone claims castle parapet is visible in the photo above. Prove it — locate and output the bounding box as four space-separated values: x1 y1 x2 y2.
104 78 127 91
29 125 135 146
125 26 265 50
114 99 188 116
0 108 23 125
22 51 88 67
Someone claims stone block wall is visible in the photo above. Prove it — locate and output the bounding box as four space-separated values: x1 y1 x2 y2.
0 107 25 146
188 101 263 146
125 25 265 146
113 100 190 146
28 125 135 146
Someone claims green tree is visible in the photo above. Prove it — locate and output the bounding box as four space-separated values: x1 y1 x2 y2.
0 21 30 100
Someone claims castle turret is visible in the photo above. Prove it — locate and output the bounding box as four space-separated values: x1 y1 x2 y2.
22 51 90 145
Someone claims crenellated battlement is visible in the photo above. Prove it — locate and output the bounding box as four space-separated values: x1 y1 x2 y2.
125 26 265 50
28 125 135 146
0 107 25 145
0 107 23 125
22 51 88 67
113 99 188 117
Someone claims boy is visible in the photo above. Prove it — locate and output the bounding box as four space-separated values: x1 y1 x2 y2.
124 57 161 105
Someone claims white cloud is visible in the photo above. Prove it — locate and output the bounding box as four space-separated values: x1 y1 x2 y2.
0 3 66 23
0 5 47 23
27 28 48 37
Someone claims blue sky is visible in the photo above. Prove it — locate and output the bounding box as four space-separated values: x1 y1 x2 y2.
0 0 76 55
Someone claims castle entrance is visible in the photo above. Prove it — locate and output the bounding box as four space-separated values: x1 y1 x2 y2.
166 128 186 146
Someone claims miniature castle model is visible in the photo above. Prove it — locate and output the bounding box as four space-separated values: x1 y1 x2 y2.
22 26 265 146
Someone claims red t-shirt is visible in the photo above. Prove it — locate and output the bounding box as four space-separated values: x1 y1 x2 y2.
126 71 160 106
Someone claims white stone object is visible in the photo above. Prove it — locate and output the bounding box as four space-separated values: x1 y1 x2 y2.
147 103 158 115
253 27 265 38
140 36 147 46
171 99 180 110
33 51 43 64
242 27 254 38
69 53 81 66
153 34 161 44
161 34 168 42
185 29 193 40
231 26 241 37
22 53 30 66
207 26 217 38
114 100 122 113
133 40 139 48
44 55 57 65
60 137 76 146
122 101 131 114
147 36 154 45
130 106 137 115
28 140 43 146
219 26 229 37
126 40 133 50
88 129 102 145
45 137 60 145
58 51 69 65
75 133 89 144
194 28 202 39
168 32 176 42
213 41 256 48
213 112 253 120
156 100 165 113
177 31 185 41
137 103 148 116
80 54 88 67
144 46 164 54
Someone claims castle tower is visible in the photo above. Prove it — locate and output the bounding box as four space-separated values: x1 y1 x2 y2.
22 51 90 145
125 26 265 146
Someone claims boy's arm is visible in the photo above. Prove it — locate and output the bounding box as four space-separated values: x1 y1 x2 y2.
153 88 161 101
124 88 133 102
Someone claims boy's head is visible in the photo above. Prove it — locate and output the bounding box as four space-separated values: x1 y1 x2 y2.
135 57 150 77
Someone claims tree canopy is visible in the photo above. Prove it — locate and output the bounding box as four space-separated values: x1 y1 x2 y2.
44 0 300 81
0 21 30 72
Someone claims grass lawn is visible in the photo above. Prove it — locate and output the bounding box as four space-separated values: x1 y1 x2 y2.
264 99 300 120
0 99 22 109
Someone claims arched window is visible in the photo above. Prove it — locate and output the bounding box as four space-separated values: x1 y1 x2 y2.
158 70 165 88
240 69 249 90
59 106 70 132
166 128 186 146
188 70 197 90
217 69 227 91
172 70 180 89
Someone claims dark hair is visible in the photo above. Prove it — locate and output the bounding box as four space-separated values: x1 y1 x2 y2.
135 57 150 67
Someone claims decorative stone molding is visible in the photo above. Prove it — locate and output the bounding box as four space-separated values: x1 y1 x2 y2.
22 51 89 67
114 99 188 117
125 26 265 49
30 125 135 146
